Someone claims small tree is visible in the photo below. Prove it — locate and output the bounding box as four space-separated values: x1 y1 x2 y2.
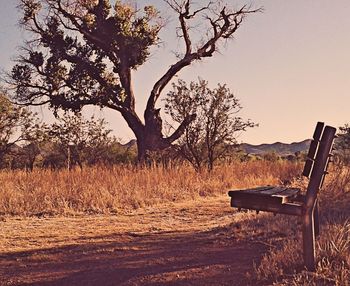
47 113 112 169
335 123 350 166
164 79 256 171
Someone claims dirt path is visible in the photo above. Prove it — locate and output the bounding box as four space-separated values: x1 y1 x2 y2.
0 195 266 285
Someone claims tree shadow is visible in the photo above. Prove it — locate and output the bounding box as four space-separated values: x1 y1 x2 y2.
0 224 267 286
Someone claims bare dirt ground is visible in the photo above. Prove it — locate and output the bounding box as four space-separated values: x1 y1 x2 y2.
0 195 267 286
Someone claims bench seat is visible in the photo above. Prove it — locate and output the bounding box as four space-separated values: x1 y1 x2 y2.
228 186 303 215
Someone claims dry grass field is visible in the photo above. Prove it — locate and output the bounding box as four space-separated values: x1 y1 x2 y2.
0 161 349 285
0 161 300 216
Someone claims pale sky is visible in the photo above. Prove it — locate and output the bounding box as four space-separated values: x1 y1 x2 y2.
1 0 349 144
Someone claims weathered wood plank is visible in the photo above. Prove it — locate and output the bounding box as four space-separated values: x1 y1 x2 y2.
254 186 288 195
230 198 302 216
313 122 324 141
229 191 284 205
314 201 320 237
273 187 300 197
229 187 299 197
302 211 316 271
302 159 313 178
307 140 319 160
273 188 300 203
229 187 300 210
228 186 273 194
306 126 337 207
229 186 286 196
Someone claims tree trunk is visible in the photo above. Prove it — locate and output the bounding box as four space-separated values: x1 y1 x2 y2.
120 107 173 164
136 138 147 163
67 145 71 171
135 125 172 164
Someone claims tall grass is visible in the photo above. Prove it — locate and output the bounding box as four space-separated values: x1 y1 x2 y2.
0 160 300 216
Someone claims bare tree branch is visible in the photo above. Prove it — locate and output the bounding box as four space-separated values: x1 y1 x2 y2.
147 1 260 121
165 113 196 144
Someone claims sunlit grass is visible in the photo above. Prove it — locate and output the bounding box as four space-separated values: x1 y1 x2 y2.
0 161 300 216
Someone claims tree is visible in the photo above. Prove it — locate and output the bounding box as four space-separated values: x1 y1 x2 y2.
164 79 256 171
7 0 259 162
335 123 350 166
0 93 43 163
89 138 137 165
21 142 41 171
47 113 112 169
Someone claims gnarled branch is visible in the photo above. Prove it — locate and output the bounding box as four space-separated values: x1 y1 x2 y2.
147 1 260 110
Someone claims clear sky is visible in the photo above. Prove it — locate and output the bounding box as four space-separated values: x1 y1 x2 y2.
1 0 349 144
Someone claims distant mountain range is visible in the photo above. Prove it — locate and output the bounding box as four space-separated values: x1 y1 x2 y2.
240 139 311 156
122 139 312 156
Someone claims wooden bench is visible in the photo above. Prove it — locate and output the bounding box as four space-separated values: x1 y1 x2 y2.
228 122 337 271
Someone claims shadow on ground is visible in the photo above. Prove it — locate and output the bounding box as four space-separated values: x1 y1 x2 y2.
0 224 266 286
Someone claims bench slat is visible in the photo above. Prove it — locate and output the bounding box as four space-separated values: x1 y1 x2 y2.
272 187 300 197
230 196 303 216
313 122 324 140
229 186 286 196
230 186 273 193
230 191 284 206
307 140 319 160
229 186 299 197
254 186 288 195
302 159 314 178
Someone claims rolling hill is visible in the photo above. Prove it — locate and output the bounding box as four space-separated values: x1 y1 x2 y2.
240 139 311 156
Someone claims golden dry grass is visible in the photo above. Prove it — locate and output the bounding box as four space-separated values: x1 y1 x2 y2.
0 160 300 216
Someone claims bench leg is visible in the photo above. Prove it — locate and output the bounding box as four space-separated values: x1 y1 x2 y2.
302 211 316 271
314 201 320 237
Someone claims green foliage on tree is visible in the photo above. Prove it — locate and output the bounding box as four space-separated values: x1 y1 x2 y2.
7 0 259 162
46 113 113 169
164 79 256 171
92 139 137 165
0 93 43 166
0 100 137 170
335 123 350 166
262 151 281 162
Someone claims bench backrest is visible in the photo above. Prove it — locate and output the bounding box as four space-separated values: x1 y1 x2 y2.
302 122 337 209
